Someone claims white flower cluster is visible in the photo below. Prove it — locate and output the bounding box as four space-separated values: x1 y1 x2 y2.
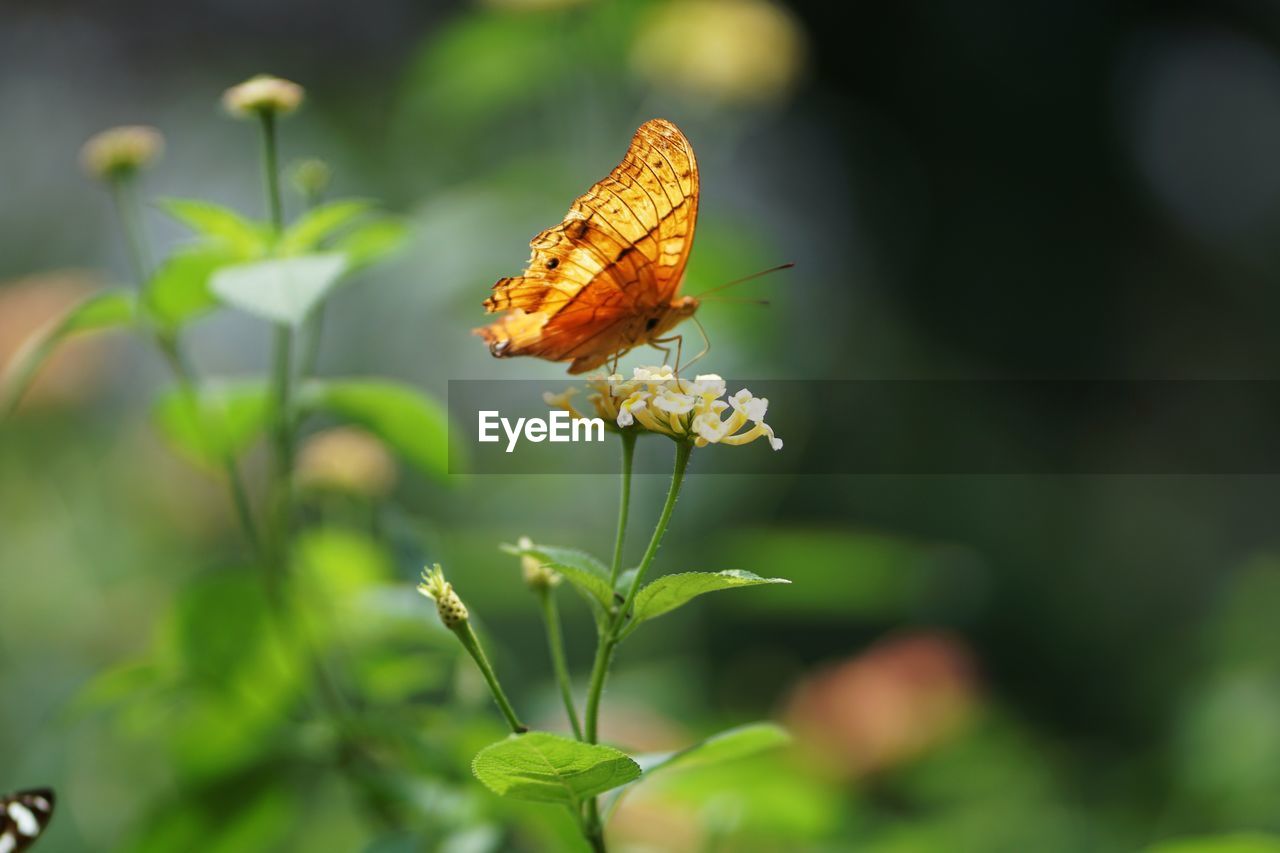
545 365 782 450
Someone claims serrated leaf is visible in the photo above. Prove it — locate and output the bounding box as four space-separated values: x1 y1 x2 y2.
211 253 348 326
152 378 270 468
509 543 614 611
159 198 267 259
1 289 135 416
278 199 372 255
472 732 641 806
334 217 408 270
628 570 790 630
144 245 233 328
298 378 449 480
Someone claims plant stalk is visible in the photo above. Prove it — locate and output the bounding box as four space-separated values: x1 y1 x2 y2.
258 109 296 573
608 431 636 588
454 622 527 734
581 440 692 849
109 178 261 552
537 587 583 739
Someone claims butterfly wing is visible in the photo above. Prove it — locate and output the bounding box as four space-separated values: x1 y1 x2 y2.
0 789 55 852
476 118 699 373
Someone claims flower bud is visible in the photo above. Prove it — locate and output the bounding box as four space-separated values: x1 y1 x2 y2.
222 74 304 118
515 536 561 591
79 126 164 181
296 427 397 498
418 564 469 628
288 158 331 200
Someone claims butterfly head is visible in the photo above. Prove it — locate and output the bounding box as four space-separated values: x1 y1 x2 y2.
644 296 699 341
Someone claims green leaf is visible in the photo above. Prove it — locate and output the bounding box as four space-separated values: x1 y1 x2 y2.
159 198 267 259
640 723 791 776
152 378 271 468
1 289 135 416
144 245 233 328
508 543 615 612
628 571 790 629
333 217 408 270
211 253 348 326
472 732 641 806
278 199 372 255
602 723 791 819
61 289 137 331
298 378 449 480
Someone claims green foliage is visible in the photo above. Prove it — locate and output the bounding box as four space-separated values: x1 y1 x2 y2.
627 570 790 630
298 378 450 480
151 379 270 468
278 199 373 255
638 722 791 777
507 542 615 613
472 732 641 806
211 253 349 326
159 198 268 259
143 245 234 328
334 218 408 270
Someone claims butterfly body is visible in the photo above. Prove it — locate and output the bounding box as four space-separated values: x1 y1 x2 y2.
476 118 700 374
0 789 54 853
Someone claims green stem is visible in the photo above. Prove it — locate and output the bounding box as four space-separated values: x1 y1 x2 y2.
300 302 325 379
584 440 691 740
110 178 152 280
259 111 284 231
156 337 261 553
608 431 636 588
109 177 261 553
537 588 583 740
268 324 295 559
617 440 692 627
453 622 526 734
258 109 296 573
298 173 325 381
581 440 691 848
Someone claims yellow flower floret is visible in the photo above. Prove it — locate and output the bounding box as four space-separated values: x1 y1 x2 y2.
549 365 782 450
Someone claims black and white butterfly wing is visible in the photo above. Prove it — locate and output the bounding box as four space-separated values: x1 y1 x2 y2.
0 789 54 853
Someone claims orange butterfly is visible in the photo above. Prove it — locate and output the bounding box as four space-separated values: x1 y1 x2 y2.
475 119 700 374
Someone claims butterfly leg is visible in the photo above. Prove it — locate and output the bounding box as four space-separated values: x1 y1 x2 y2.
649 339 674 371
670 317 710 374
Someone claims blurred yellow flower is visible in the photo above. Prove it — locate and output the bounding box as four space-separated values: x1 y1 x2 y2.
550 365 782 449
418 564 469 628
222 74 304 118
632 0 806 105
296 426 398 498
79 126 164 180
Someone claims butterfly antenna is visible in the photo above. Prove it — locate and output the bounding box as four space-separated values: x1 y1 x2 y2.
698 296 772 306
694 262 794 298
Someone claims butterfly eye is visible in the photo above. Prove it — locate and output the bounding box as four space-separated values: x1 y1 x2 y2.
645 317 660 332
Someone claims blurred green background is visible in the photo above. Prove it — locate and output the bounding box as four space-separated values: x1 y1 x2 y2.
4 0 1280 850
